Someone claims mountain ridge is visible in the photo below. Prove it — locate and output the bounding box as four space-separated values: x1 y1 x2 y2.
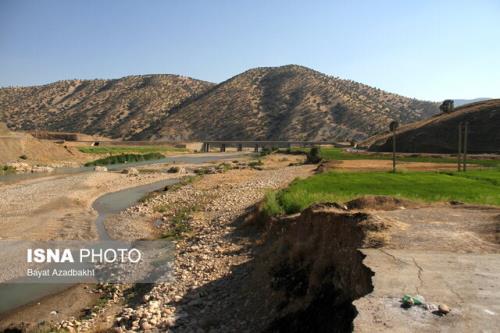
0 65 440 141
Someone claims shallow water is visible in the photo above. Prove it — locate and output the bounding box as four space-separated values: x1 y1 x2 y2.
0 152 247 315
0 152 248 184
93 178 181 240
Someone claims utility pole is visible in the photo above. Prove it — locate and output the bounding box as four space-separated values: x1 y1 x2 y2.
458 122 462 171
463 121 468 172
389 121 399 173
457 121 469 172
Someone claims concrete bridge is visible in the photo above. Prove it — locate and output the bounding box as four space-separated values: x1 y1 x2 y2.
47 137 349 153
200 140 349 152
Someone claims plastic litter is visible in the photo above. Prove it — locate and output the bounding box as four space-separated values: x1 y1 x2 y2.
402 294 423 306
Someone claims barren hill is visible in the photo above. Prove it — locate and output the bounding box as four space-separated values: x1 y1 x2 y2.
0 122 87 165
0 75 214 139
1 65 439 141
137 65 439 141
363 99 500 153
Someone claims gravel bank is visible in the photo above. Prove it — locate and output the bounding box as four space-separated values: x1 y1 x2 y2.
109 165 314 332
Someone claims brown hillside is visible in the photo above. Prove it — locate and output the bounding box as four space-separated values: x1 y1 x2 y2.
0 66 439 141
363 99 500 153
0 123 88 165
0 75 214 139
137 65 439 141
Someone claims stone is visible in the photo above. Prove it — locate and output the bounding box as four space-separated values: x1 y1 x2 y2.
94 166 108 172
31 165 55 173
6 161 31 172
438 304 450 314
141 322 152 330
122 167 139 176
425 303 438 312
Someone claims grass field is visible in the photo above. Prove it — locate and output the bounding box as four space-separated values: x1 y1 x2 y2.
78 145 187 154
264 169 500 215
84 152 165 166
282 147 500 167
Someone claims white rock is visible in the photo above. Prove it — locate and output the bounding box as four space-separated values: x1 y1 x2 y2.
94 166 108 172
31 165 55 173
122 167 139 176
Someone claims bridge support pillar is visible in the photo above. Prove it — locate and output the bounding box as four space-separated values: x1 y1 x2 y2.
220 144 226 152
254 144 259 152
237 144 243 152
203 143 210 152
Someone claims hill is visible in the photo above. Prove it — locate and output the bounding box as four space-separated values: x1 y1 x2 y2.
0 65 439 141
454 98 491 107
136 65 439 141
363 99 500 153
0 122 87 165
0 75 214 139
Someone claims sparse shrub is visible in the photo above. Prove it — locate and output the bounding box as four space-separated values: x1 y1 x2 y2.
19 154 28 160
248 160 264 169
217 162 232 172
259 147 277 156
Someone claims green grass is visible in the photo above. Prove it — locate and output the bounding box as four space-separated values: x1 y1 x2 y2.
282 147 500 167
265 169 500 215
78 145 186 154
84 152 165 166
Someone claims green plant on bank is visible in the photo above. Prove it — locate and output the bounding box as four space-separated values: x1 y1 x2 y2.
0 165 16 176
78 145 187 154
84 152 165 166
248 159 263 169
166 175 200 193
263 169 500 216
259 147 278 157
280 147 500 168
218 162 233 172
262 191 285 217
162 206 195 240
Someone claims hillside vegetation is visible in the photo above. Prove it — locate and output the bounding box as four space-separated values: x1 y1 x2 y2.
1 65 439 141
0 75 214 139
139 65 439 141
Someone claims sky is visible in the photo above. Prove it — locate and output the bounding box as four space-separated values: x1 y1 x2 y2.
0 0 499 101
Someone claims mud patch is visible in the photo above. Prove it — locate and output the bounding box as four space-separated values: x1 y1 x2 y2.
346 195 420 211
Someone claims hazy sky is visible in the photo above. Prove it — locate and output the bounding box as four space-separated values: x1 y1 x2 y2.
1 0 499 101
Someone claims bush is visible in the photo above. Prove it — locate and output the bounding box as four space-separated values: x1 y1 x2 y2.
84 153 165 166
306 147 322 164
19 154 28 160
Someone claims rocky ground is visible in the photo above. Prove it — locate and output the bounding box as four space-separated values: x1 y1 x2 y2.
108 163 314 332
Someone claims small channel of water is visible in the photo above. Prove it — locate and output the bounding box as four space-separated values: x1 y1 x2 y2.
0 153 246 315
